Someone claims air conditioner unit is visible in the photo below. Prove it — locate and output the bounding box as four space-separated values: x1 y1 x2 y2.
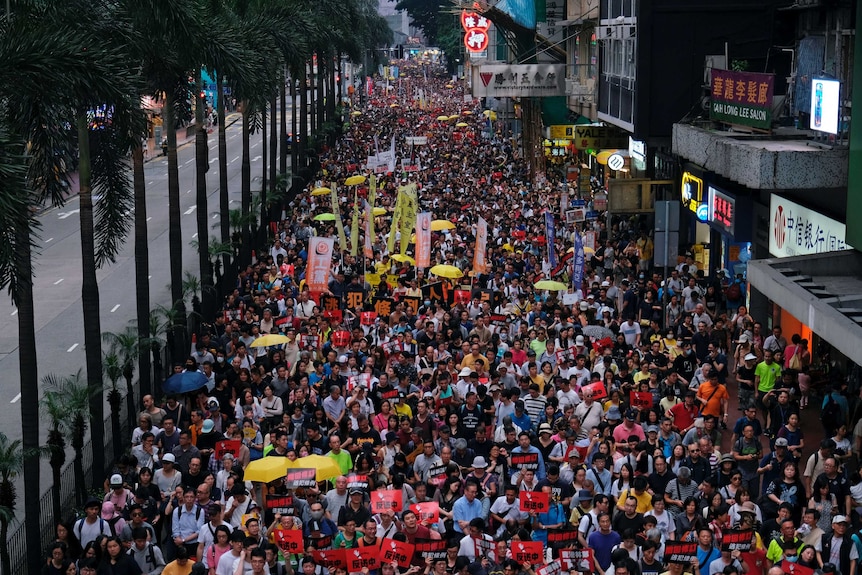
600 25 614 38
613 25 623 39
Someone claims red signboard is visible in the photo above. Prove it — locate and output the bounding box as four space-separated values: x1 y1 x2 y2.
630 391 653 410
580 381 607 401
346 547 380 571
410 501 440 524
512 541 544 564
380 538 415 566
312 549 347 570
215 440 241 460
273 529 303 554
371 489 403 513
518 490 550 514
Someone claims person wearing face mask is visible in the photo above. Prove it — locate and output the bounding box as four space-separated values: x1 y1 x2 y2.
303 502 338 539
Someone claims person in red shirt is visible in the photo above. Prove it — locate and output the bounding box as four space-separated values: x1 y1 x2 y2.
401 509 440 567
667 391 701 435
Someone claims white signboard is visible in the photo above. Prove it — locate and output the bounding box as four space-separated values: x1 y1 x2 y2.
472 64 566 98
769 195 852 257
810 79 840 135
405 136 428 145
607 154 625 171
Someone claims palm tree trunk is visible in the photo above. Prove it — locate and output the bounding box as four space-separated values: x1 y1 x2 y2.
195 73 214 320
269 88 277 223
16 222 41 570
216 75 232 301
260 105 267 232
290 72 298 173
279 68 288 178
299 69 308 168
124 369 135 439
327 56 336 126
164 91 187 363
72 420 86 507
1 516 9 575
337 54 343 103
132 144 151 402
316 59 325 131
308 65 316 138
77 113 106 486
109 390 122 462
49 439 63 527
240 106 252 266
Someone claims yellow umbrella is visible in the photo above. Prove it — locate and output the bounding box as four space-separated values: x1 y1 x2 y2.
461 110 473 115
448 114 459 121
436 115 449 121
455 122 468 127
250 334 290 348
430 219 455 231
244 457 289 483
287 455 341 482
391 254 415 264
534 280 568 291
372 207 387 216
345 175 366 186
595 150 617 165
584 246 596 255
430 264 464 279
502 243 514 252
390 103 400 108
445 84 454 89
313 213 337 221
351 110 362 116
482 110 497 120
311 187 331 197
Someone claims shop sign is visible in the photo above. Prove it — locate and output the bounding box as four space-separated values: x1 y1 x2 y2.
628 137 645 162
707 185 735 236
709 70 774 130
681 171 705 215
461 11 491 54
607 153 625 171
473 64 566 98
769 195 852 257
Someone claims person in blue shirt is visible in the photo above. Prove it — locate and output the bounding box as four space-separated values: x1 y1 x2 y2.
510 401 533 433
452 480 484 534
695 527 721 575
509 431 546 481
588 512 622 571
530 484 566 545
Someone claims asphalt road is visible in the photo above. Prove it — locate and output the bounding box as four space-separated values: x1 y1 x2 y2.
0 105 294 496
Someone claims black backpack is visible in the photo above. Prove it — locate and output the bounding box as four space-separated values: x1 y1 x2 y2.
821 394 844 428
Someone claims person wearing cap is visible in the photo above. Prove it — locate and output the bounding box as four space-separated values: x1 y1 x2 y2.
757 436 796 495
612 409 646 445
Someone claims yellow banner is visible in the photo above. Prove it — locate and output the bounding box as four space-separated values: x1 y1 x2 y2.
330 185 347 252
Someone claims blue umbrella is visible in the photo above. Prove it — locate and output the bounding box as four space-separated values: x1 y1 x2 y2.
162 371 208 394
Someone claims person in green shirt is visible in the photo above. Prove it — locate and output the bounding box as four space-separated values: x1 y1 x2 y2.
333 518 360 548
754 350 782 420
328 434 353 475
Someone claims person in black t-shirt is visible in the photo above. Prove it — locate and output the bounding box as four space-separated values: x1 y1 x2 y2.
348 414 382 455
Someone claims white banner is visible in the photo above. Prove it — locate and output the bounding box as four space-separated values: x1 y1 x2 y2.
769 195 851 257
472 64 566 98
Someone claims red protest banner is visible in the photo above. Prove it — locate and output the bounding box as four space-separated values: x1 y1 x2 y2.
721 530 753 552
273 529 303 554
664 541 698 564
347 474 369 491
580 381 607 401
511 541 543 564
561 549 594 573
518 490 549 514
410 501 440 524
547 529 580 549
380 538 415 567
265 495 295 516
284 468 317 488
346 546 380 571
371 489 403 513
310 534 333 550
781 563 815 575
630 391 653 410
312 549 347 570
214 440 241 460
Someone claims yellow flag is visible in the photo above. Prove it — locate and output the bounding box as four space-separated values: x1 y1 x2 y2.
368 174 377 244
350 188 360 257
399 184 418 256
330 185 347 252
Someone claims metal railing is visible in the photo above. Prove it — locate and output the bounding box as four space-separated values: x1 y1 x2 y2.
5 385 133 574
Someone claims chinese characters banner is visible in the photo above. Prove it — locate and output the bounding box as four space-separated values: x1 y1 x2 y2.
306 237 334 293
473 216 488 275
415 212 432 268
709 69 774 130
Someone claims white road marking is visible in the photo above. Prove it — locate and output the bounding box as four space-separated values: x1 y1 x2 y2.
53 278 64 285
252 155 261 162
231 156 239 163
229 199 237 205
110 304 120 313
58 209 79 220
147 217 152 222
10 310 17 316
184 205 197 215
209 158 217 164
10 393 20 404
212 214 219 219
252 142 260 148
67 343 78 353
186 189 191 194
148 181 154 185
148 275 152 279
184 159 194 165
192 233 198 238
45 238 53 243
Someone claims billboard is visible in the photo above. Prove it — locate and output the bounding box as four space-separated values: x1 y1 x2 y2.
810 78 840 135
473 64 565 98
769 195 852 257
709 70 774 130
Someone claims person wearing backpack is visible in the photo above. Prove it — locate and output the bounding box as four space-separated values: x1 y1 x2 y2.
814 515 858 575
128 527 166 575
169 487 205 561
73 497 113 547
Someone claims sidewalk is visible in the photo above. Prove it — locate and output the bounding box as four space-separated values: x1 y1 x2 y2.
144 112 242 163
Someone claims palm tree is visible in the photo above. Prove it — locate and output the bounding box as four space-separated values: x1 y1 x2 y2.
0 433 30 575
103 326 144 431
41 383 68 527
103 353 125 462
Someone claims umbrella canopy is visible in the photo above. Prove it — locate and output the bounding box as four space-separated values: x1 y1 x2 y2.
162 371 208 394
430 264 464 279
287 455 341 482
436 115 449 121
250 334 290 348
583 246 596 255
350 110 362 116
430 220 455 231
447 114 460 121
455 122 468 127
372 207 387 217
461 110 473 115
389 103 400 108
390 254 415 264
311 187 331 197
314 213 337 221
582 325 614 340
345 175 367 186
244 457 289 483
482 110 498 120
534 280 568 291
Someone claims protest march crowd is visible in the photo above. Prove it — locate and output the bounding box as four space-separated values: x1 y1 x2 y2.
42 62 862 575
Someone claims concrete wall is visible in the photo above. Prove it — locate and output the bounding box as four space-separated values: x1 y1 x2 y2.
673 123 848 190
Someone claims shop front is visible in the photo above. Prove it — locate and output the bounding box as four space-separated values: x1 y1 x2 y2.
678 165 755 278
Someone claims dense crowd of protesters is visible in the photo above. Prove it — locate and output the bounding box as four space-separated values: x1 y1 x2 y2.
42 62 862 575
